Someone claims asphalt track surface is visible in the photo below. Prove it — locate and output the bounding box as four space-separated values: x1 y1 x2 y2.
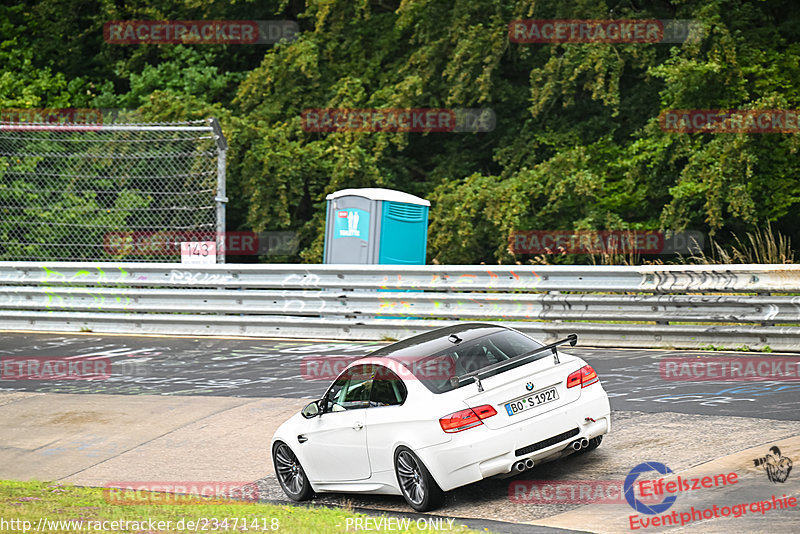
1 332 799 534
1 332 799 420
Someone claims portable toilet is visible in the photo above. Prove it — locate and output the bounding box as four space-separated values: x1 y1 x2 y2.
323 188 430 264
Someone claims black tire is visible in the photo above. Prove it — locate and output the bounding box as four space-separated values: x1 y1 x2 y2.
272 441 313 501
576 435 603 455
394 447 445 512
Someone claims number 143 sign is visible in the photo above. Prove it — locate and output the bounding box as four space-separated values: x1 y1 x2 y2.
180 241 217 264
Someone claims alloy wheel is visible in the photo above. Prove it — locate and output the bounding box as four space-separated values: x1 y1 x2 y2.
274 443 306 496
396 450 426 505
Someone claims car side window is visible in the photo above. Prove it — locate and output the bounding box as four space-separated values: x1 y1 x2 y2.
325 364 373 411
370 365 407 407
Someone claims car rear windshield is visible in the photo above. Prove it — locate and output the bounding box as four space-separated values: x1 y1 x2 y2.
406 329 545 394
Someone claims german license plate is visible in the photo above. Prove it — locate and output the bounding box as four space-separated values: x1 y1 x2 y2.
504 386 559 416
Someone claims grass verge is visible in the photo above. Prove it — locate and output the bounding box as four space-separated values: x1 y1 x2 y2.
0 480 479 533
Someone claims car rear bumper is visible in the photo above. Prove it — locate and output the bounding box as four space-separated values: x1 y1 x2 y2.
417 386 611 492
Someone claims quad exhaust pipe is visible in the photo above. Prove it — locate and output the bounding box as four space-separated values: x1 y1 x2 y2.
513 458 535 472
570 438 590 451
514 438 592 474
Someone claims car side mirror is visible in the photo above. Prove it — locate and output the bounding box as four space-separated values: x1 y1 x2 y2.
301 400 321 419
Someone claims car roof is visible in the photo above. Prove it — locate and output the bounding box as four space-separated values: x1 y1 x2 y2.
361 323 512 364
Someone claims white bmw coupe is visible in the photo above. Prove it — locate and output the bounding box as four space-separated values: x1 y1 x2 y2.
271 323 611 511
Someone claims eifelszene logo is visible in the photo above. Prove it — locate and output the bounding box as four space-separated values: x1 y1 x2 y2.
624 462 677 515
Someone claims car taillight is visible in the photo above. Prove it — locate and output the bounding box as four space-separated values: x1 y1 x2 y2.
473 404 497 418
581 365 599 386
566 365 599 388
566 370 582 388
439 404 497 433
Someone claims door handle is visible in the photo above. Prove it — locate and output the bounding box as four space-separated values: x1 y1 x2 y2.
352 421 363 430
297 434 308 443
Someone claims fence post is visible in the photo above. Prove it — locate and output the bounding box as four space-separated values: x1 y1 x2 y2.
210 118 228 264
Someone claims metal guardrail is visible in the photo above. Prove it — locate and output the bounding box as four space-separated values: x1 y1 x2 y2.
1 262 799 351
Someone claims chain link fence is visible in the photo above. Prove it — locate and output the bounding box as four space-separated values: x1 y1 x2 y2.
0 118 227 262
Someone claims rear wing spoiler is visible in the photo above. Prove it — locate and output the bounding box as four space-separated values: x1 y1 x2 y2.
449 333 578 392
